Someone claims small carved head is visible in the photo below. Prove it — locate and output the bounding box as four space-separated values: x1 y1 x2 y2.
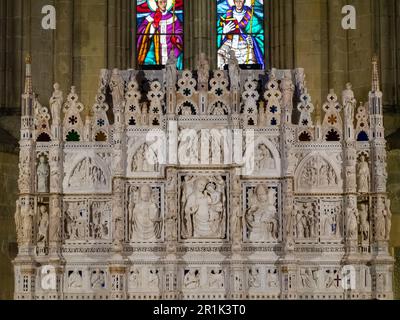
39 205 48 214
255 185 268 202
139 185 152 202
195 177 208 192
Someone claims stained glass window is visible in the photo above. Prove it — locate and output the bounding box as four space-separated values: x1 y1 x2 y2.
136 0 184 70
217 0 265 69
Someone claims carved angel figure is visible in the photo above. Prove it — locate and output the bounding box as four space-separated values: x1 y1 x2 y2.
50 83 63 125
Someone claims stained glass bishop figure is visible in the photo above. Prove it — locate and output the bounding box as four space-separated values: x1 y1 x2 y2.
217 0 264 69
137 0 184 69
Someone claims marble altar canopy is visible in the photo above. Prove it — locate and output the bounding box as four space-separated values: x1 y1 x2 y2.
13 54 393 300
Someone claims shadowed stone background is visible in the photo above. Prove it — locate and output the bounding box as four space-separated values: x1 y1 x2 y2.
0 0 400 299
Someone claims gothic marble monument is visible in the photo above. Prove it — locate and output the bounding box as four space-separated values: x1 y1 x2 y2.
13 55 394 300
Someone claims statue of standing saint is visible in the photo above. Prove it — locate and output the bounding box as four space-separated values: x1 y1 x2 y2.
50 83 63 125
110 69 125 108
37 155 49 193
228 50 240 90
37 205 49 244
165 51 177 89
342 83 356 122
196 53 210 87
357 155 370 193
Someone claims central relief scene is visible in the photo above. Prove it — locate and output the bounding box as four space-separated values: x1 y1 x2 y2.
180 174 228 240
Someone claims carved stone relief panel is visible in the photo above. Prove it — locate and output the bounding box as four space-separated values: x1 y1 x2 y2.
293 199 319 243
242 135 281 177
63 151 111 193
126 183 164 243
66 269 85 291
179 173 228 241
295 153 342 193
299 267 320 291
90 269 107 290
319 198 343 242
64 200 88 241
127 135 164 178
89 202 112 241
243 183 281 243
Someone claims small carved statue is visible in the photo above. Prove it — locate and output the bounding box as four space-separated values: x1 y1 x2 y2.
342 82 356 122
22 204 34 243
49 197 62 242
37 155 50 193
50 83 63 125
110 69 125 108
37 205 49 244
346 198 358 240
197 52 210 86
280 71 295 109
228 50 240 90
357 155 370 193
166 51 177 88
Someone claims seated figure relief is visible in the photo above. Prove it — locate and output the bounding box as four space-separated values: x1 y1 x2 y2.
245 185 279 242
181 176 226 240
129 185 162 242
